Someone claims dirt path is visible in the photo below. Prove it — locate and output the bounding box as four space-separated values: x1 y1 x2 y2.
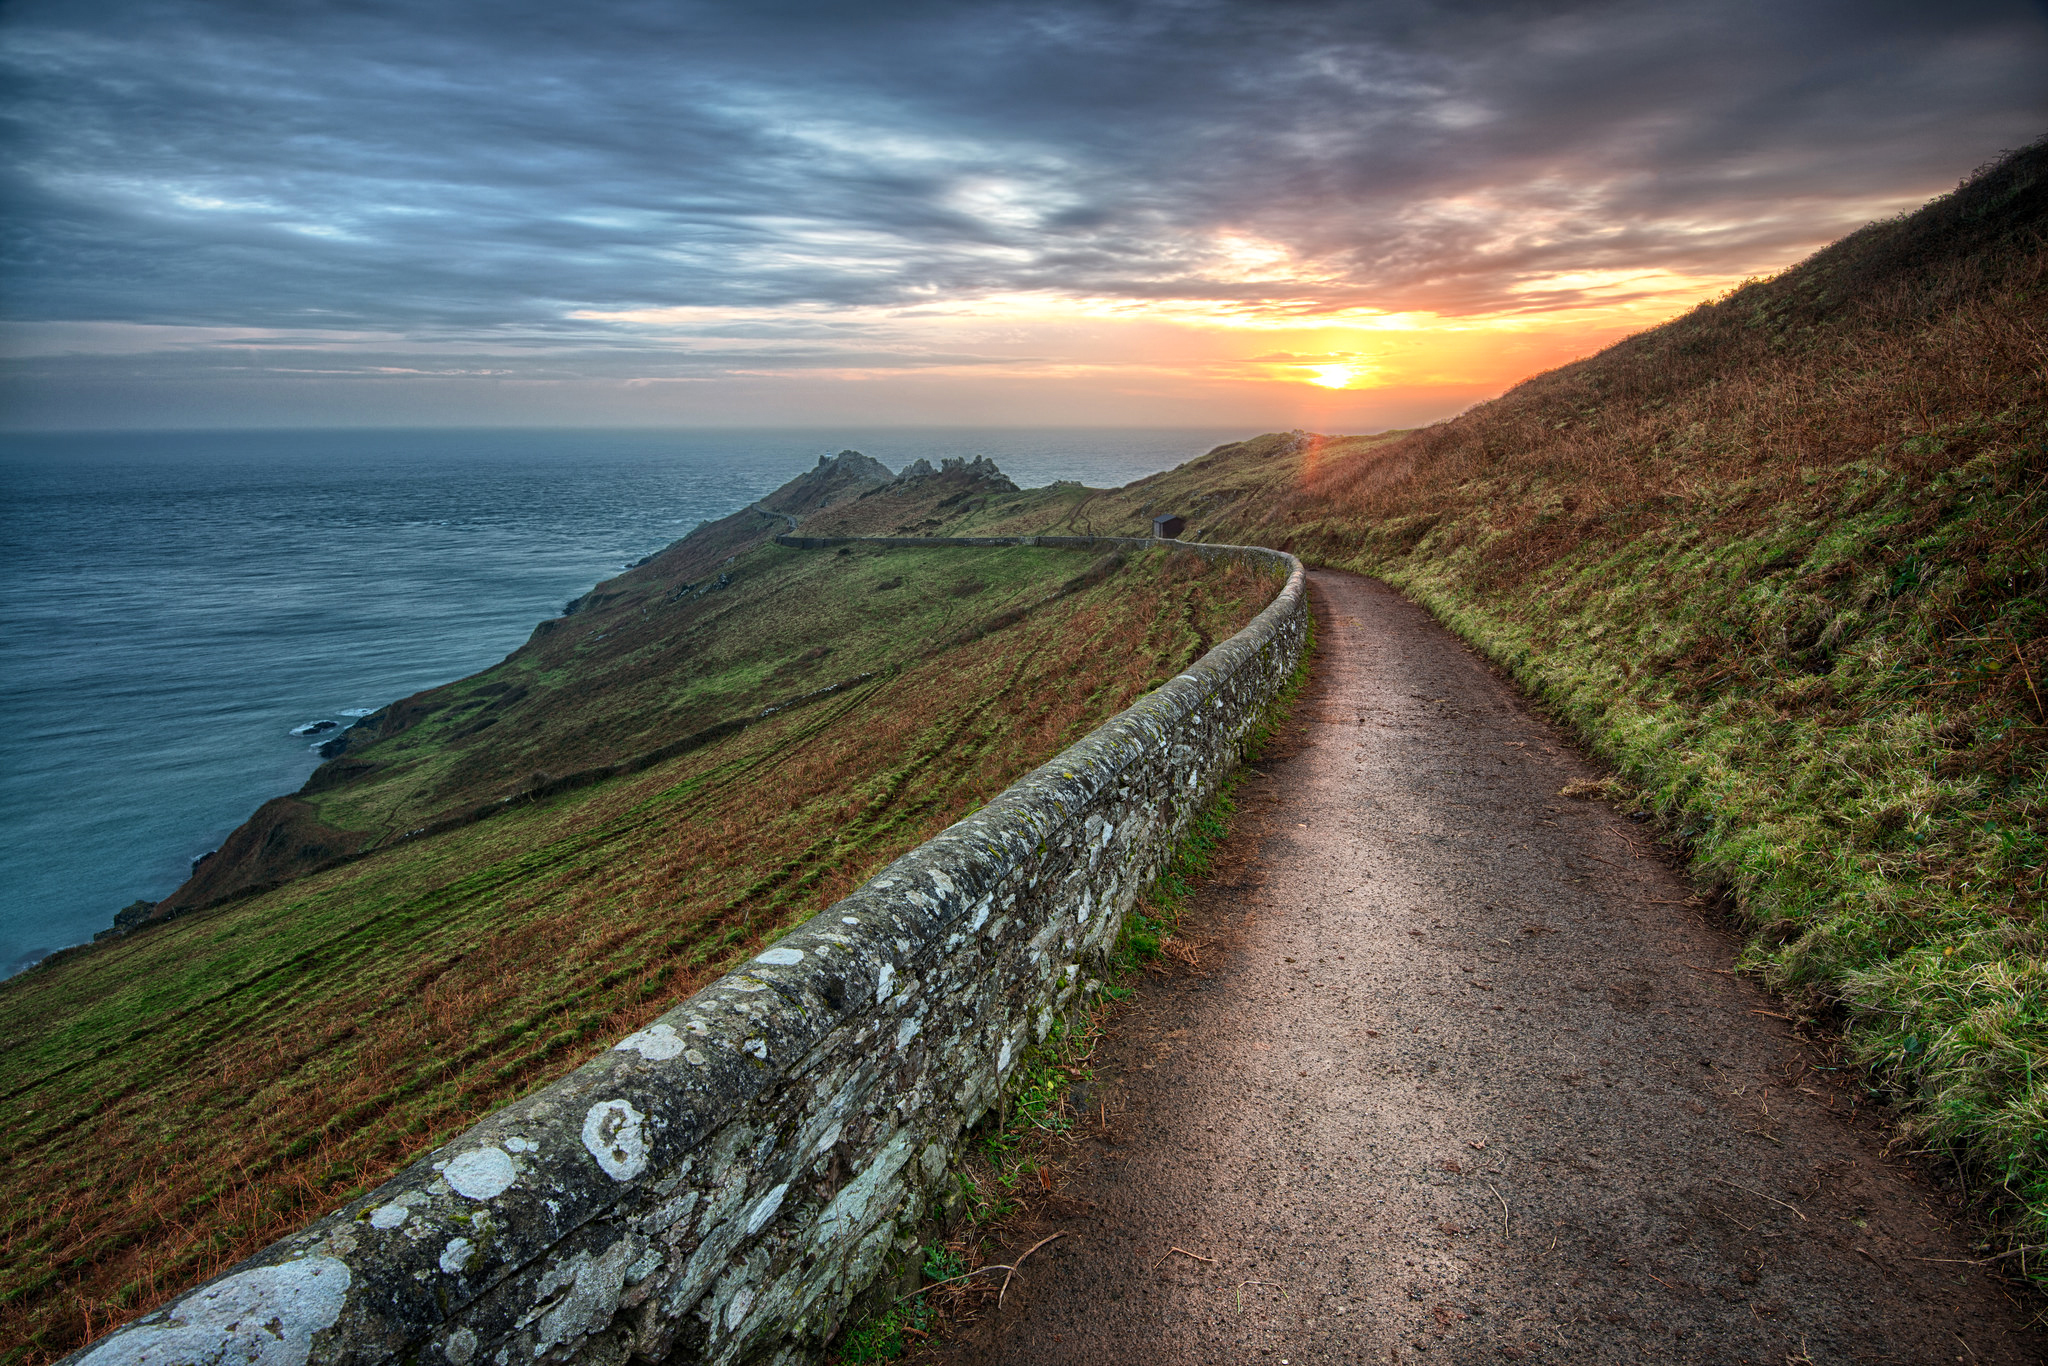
947 571 2038 1365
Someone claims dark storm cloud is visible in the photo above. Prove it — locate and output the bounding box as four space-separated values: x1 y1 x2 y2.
2 0 2044 334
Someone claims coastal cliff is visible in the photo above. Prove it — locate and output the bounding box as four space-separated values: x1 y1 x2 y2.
144 450 903 921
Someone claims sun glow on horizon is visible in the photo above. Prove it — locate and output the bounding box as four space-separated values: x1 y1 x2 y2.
47 260 1774 427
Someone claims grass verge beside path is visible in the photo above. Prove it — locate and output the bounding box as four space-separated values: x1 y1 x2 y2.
1376 482 2048 1267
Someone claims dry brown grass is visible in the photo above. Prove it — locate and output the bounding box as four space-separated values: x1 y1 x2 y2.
1263 249 2048 600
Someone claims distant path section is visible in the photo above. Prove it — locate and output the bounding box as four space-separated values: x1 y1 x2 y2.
960 570 2038 1365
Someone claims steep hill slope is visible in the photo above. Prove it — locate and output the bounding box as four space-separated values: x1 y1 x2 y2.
0 463 1280 1364
914 139 2048 1267
148 450 898 917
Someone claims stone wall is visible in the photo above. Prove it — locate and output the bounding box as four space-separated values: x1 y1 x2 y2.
68 538 1307 1366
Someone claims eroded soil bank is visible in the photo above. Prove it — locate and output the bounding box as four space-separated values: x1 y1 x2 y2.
942 570 2038 1365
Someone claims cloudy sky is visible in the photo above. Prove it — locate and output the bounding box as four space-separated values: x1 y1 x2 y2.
2 0 2043 430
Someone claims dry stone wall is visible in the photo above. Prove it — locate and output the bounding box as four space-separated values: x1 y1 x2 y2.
67 537 1306 1366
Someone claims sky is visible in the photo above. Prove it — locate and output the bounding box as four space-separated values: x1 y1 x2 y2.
2 0 2044 432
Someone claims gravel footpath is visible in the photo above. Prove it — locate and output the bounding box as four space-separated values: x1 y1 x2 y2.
944 569 2039 1365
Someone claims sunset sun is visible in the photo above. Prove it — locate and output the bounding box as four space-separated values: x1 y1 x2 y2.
1307 363 1359 389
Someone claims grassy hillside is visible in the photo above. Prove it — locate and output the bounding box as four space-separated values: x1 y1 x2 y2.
927 140 2048 1267
147 452 901 917
0 465 1280 1364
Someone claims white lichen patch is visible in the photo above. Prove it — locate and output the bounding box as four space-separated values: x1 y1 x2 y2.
755 946 805 967
78 1257 351 1366
439 1237 477 1275
442 1327 478 1366
742 1038 770 1061
874 962 896 1004
529 1237 641 1356
505 1135 538 1154
443 1146 517 1201
368 1203 409 1230
583 1098 650 1181
615 1022 687 1061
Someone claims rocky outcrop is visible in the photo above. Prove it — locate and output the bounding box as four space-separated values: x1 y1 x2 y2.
317 708 387 760
92 900 157 942
890 455 1015 493
565 453 892 618
759 451 894 518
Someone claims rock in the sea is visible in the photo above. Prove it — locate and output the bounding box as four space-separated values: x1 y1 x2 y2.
290 719 340 737
317 709 384 759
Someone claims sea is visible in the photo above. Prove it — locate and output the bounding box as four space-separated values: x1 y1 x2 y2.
0 427 1244 977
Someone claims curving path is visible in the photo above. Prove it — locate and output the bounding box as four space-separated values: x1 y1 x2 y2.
954 570 2038 1365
